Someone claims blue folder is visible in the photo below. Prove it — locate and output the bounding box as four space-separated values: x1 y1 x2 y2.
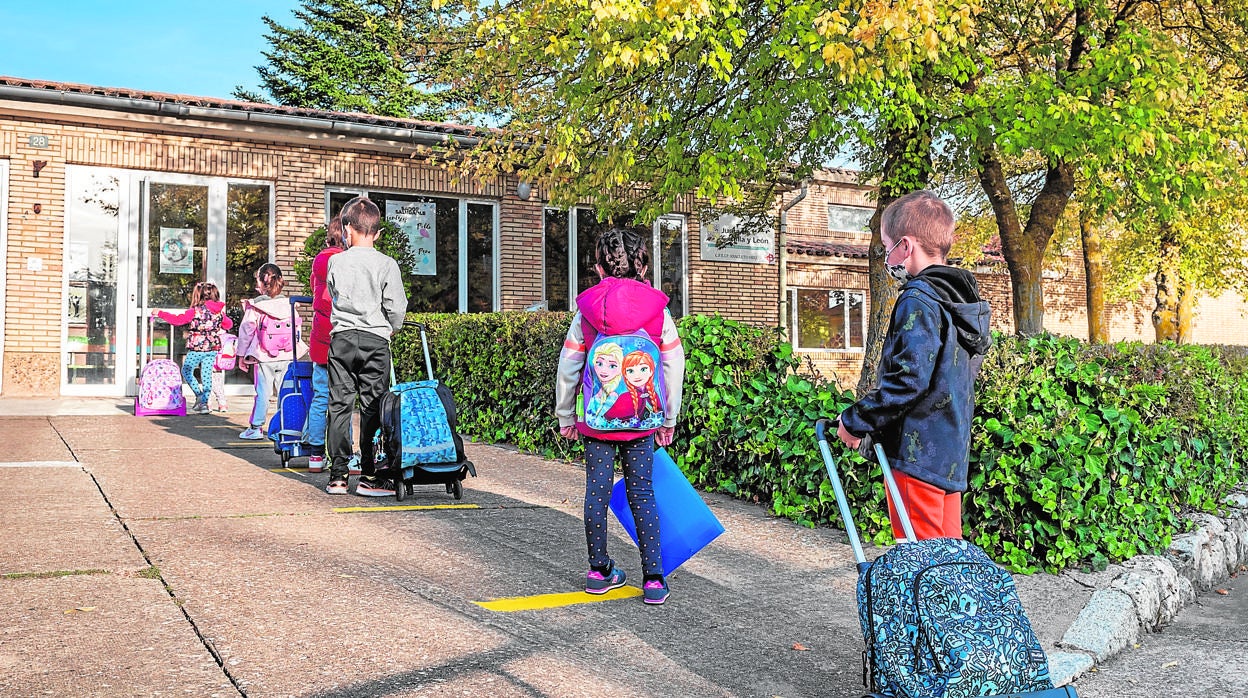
609 448 725 576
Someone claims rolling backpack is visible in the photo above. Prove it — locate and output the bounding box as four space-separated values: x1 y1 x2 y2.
814 419 1065 698
135 316 187 417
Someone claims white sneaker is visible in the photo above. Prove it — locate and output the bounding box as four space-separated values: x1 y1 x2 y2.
347 453 362 476
238 427 265 440
194 403 211 415
307 455 325 473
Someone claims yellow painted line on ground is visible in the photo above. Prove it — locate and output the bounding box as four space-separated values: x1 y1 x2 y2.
332 504 480 514
475 586 642 612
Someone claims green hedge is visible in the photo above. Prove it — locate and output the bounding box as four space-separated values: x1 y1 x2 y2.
392 313 1248 573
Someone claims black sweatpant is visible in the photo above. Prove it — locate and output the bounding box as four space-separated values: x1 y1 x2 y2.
327 329 391 481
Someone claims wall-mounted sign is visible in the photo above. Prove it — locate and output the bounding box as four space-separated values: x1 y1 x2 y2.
28 134 49 148
700 213 775 264
158 227 194 274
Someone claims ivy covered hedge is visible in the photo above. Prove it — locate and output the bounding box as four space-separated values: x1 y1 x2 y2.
392 312 1248 573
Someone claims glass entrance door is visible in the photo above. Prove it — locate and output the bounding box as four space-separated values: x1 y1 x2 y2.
62 167 271 396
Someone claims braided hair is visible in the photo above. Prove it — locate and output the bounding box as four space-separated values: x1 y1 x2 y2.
594 227 650 281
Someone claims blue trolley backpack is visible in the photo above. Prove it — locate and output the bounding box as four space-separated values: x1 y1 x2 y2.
374 322 476 500
266 296 313 466
814 419 1075 698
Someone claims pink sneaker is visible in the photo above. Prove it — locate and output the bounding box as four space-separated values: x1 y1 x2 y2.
307 455 325 473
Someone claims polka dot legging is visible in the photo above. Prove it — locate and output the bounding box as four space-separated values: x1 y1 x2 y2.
584 436 663 577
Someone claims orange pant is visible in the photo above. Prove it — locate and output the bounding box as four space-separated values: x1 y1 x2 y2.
885 470 963 541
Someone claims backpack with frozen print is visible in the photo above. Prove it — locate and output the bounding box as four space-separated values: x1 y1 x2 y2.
580 326 667 431
256 307 298 357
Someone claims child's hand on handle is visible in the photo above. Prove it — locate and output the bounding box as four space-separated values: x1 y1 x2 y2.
560 425 579 441
238 356 255 371
656 426 675 447
836 418 861 449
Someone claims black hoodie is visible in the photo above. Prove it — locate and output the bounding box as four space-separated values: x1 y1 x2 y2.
840 265 993 492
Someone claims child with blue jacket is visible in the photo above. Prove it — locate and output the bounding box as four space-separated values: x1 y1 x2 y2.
836 190 993 541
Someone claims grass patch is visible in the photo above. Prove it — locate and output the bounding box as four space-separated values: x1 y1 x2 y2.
3 568 108 580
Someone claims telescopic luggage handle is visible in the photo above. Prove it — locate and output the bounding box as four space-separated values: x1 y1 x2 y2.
814 419 918 566
402 320 434 381
289 295 312 353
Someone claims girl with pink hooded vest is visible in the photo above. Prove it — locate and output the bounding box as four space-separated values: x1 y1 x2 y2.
235 263 302 440
555 228 686 605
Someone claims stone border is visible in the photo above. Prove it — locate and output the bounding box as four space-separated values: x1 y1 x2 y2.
1047 493 1248 685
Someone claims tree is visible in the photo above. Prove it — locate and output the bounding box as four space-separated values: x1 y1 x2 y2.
449 0 980 391
235 0 473 120
949 0 1248 336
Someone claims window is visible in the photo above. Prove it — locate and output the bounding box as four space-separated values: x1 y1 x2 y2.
328 189 497 313
791 288 865 350
543 208 686 317
828 204 874 234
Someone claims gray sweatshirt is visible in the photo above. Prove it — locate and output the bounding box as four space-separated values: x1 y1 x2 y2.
326 247 407 339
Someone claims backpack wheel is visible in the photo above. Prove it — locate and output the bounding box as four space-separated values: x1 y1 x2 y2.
451 479 463 500
280 450 289 466
395 477 406 502
445 483 454 494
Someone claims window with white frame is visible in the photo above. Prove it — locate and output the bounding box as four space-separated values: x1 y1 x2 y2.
543 207 686 317
328 189 497 313
828 204 873 234
791 288 865 350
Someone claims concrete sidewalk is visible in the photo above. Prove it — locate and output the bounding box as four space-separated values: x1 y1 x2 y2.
0 407 1099 697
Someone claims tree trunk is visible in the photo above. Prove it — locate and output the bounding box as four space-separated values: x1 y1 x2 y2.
856 122 934 396
977 145 1074 336
1080 209 1107 343
1152 222 1183 343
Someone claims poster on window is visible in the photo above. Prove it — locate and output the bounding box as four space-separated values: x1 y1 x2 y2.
158 227 194 274
700 213 775 264
387 201 437 276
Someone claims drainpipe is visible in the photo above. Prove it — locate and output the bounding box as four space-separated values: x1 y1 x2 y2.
778 180 808 338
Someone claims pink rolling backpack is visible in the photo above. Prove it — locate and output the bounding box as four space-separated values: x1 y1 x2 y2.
135 316 187 417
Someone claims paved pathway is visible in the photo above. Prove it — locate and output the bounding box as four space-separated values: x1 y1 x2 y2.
0 407 1121 696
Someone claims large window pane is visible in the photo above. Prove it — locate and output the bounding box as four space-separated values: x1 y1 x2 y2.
225 183 272 385
657 217 685 318
575 208 609 294
65 171 121 386
147 183 209 308
467 203 495 312
828 204 873 233
544 209 570 311
795 288 865 350
381 194 459 313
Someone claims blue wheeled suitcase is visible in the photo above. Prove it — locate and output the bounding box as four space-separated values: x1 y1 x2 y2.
374 322 476 500
813 419 1075 698
267 296 313 466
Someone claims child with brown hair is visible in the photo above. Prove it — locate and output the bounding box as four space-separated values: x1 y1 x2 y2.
151 281 233 415
555 227 686 605
236 263 300 440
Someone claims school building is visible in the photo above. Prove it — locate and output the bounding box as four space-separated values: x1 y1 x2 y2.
1 76 1244 398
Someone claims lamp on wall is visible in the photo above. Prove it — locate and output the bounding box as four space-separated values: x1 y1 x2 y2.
516 181 533 201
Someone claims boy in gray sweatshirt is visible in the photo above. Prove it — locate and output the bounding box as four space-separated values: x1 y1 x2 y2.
324 196 408 496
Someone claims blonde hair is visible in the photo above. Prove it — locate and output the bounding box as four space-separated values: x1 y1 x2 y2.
881 190 955 259
591 342 625 392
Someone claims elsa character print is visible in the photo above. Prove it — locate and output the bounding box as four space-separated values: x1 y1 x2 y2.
585 342 625 423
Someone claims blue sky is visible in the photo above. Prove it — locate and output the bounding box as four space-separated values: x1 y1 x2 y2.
0 1 303 99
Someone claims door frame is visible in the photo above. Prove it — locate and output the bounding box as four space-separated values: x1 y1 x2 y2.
60 166 273 396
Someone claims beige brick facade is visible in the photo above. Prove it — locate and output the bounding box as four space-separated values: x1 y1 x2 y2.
1 85 1244 397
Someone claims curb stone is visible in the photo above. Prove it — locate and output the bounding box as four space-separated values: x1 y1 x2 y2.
1049 493 1248 686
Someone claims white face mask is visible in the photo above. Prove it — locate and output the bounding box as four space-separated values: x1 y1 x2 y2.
884 237 911 283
